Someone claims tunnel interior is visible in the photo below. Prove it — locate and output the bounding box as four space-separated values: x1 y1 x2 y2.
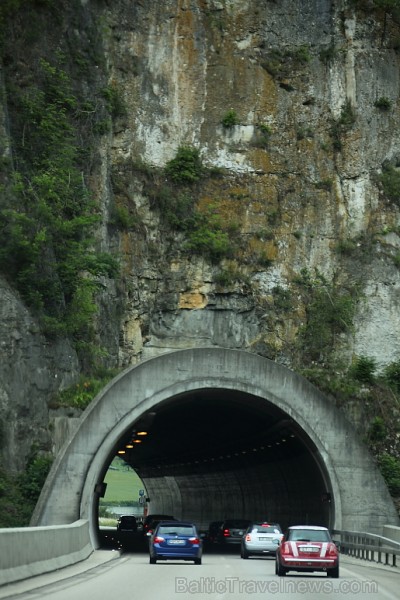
100 388 333 533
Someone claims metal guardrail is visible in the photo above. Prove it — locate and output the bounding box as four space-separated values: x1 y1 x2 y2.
332 529 400 568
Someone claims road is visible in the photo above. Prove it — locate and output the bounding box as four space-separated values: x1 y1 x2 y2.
1 548 399 600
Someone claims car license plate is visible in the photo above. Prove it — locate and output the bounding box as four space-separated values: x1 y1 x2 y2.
259 537 271 541
300 546 319 553
168 539 185 545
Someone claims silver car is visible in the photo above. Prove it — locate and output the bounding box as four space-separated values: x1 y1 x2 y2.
241 522 283 558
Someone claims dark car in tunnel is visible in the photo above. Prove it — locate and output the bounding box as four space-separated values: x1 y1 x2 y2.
217 519 252 545
117 515 138 533
116 515 139 549
143 514 176 537
206 520 224 544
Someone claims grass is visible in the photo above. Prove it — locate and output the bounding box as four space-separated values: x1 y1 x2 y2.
103 463 145 502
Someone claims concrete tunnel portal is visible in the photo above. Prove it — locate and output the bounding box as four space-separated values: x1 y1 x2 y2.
31 348 399 547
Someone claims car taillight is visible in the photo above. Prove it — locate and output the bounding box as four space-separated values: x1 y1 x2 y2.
189 537 200 544
281 542 291 554
245 534 251 542
223 528 230 537
154 536 164 543
327 543 338 556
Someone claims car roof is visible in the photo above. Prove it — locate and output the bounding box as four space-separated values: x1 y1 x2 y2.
288 525 329 530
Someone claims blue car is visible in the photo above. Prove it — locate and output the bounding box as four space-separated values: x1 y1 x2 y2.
149 521 202 564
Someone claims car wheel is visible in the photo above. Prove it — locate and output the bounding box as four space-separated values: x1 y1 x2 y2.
327 565 339 578
194 557 202 565
241 549 249 559
275 558 286 576
149 556 157 564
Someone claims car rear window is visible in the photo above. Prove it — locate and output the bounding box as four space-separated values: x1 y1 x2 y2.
251 524 282 533
158 525 195 536
145 515 174 524
288 529 331 542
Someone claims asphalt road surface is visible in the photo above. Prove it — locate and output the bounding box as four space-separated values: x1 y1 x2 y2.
1 549 399 600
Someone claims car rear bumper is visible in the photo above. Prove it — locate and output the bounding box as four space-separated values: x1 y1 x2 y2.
152 550 202 560
244 543 278 553
282 557 338 568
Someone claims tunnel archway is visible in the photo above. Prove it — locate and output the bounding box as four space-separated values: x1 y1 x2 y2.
32 348 399 546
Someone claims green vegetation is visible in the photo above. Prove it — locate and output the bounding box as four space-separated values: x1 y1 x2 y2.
164 146 203 183
329 100 356 151
102 459 144 503
0 57 118 359
296 127 314 141
319 45 339 64
335 239 358 255
373 0 400 12
252 123 273 148
383 359 400 392
374 96 392 110
296 269 358 363
149 148 237 262
349 355 377 384
380 163 400 204
350 0 400 14
0 455 52 527
368 416 387 442
261 46 311 79
185 222 232 262
378 453 400 495
272 286 292 311
221 109 239 128
52 369 119 410
339 99 356 128
315 179 333 191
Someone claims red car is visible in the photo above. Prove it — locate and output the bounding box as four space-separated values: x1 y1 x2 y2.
276 525 339 578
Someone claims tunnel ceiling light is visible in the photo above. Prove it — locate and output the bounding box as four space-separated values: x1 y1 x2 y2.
117 450 126 455
281 438 286 442
136 431 148 436
133 439 142 444
126 444 134 449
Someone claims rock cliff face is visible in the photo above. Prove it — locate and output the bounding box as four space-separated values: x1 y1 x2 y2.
1 0 400 470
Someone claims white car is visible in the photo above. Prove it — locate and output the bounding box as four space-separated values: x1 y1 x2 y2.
241 522 283 558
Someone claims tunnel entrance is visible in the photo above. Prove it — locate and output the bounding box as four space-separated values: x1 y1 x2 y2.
32 348 399 543
107 389 333 534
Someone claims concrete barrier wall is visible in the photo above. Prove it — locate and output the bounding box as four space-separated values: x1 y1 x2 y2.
0 520 93 586
383 525 400 543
